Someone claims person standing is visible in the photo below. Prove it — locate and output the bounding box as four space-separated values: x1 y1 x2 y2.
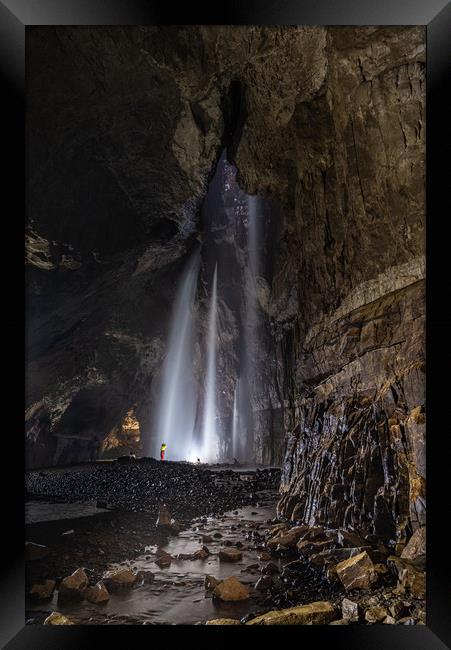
160 443 167 461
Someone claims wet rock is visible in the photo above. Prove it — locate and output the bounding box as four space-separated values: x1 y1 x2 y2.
255 575 273 591
258 551 271 561
335 551 376 590
213 576 250 601
365 606 388 623
102 567 138 589
58 568 89 602
193 547 209 560
29 579 56 600
25 542 49 561
246 601 335 625
213 532 223 539
205 575 220 591
202 535 213 543
206 618 241 625
136 570 155 584
262 561 280 575
83 581 110 604
383 616 396 624
267 526 308 549
219 548 243 562
43 611 75 625
401 527 426 561
341 598 360 622
247 563 259 570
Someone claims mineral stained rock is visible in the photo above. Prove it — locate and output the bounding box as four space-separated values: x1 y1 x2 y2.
246 601 335 625
212 576 250 601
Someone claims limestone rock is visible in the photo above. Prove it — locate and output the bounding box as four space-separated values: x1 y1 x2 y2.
83 581 110 604
219 548 243 562
29 579 56 600
335 551 376 590
206 618 241 625
43 611 75 626
213 576 250 601
102 567 137 589
341 598 360 622
246 601 335 625
58 568 88 601
365 606 388 623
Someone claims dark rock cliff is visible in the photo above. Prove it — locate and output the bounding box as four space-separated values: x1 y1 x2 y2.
26 26 425 542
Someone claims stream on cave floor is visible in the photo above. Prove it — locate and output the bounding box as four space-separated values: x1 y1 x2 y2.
28 492 283 625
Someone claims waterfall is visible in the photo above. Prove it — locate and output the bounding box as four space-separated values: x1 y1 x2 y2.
153 249 200 460
232 379 240 459
200 264 219 462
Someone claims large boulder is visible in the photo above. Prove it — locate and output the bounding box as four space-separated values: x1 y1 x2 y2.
219 548 243 562
212 576 250 601
83 581 110 604
246 601 335 625
267 526 308 549
335 551 376 590
58 568 88 602
43 611 75 625
102 567 137 590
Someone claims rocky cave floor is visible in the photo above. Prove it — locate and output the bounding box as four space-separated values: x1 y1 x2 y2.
25 460 425 626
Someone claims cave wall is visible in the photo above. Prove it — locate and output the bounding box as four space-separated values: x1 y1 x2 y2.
26 24 425 541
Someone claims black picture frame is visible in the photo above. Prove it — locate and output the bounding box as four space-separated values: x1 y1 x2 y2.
2 1 450 648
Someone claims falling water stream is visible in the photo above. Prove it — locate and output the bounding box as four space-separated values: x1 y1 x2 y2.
153 250 200 460
200 264 219 462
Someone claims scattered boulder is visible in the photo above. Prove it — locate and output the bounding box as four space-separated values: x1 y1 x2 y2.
213 576 250 601
29 579 56 601
25 542 49 561
246 601 335 625
365 606 388 623
202 535 213 543
58 568 88 602
102 567 137 589
401 527 426 561
43 611 75 626
219 548 242 562
258 551 271 561
83 581 110 604
193 547 209 560
342 598 360 622
335 551 376 590
206 618 241 625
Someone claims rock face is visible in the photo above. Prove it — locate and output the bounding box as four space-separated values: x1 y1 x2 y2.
246 601 335 625
26 27 425 545
401 527 426 561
